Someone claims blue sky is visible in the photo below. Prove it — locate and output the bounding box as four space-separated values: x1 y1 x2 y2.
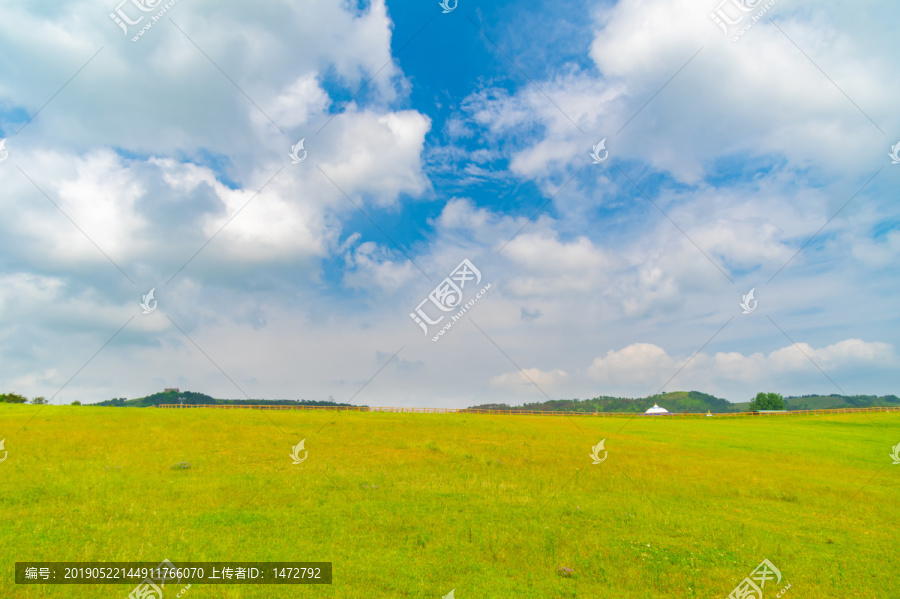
0 0 897 406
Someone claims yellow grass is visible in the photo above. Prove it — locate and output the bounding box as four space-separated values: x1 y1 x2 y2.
1 404 897 598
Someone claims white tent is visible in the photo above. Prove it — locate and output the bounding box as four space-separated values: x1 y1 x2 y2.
644 403 669 415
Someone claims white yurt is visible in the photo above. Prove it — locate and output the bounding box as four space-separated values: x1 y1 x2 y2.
644 403 669 415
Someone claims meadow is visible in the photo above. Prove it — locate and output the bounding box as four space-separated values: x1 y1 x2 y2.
1 404 897 598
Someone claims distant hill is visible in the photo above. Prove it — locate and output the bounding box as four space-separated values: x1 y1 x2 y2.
469 391 741 414
732 394 900 412
94 390 217 407
62 389 900 412
93 389 363 408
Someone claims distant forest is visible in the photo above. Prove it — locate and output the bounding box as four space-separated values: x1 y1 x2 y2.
4 389 898 412
468 391 900 414
93 390 362 408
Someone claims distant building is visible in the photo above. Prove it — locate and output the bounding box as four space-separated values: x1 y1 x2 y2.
164 388 180 393
645 403 669 415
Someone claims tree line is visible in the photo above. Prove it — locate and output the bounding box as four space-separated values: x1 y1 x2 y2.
0 392 70 404
471 391 789 413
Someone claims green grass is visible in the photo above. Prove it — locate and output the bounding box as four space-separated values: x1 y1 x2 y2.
1 405 898 598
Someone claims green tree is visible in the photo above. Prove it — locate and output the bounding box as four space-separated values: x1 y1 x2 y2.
71 401 82 406
749 392 785 411
0 392 29 403
31 396 48 405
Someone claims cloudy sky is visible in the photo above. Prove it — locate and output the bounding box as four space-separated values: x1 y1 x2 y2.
0 0 897 406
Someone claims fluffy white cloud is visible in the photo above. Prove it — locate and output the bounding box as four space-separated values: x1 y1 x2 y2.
0 0 433 276
197 107 431 264
262 73 331 130
463 0 899 183
7 149 148 267
343 240 420 292
313 108 432 206
502 232 622 296
586 343 676 386
585 339 897 397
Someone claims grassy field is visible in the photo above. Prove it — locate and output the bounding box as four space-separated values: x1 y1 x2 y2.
1 404 898 598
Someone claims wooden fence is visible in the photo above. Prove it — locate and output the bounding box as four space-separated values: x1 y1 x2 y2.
157 404 900 418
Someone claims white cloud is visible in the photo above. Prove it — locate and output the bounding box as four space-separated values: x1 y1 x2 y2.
343 241 419 292
0 0 406 158
314 108 432 207
586 343 676 386
436 197 494 232
463 0 899 183
262 73 331 130
584 339 897 397
12 149 148 266
503 232 621 296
